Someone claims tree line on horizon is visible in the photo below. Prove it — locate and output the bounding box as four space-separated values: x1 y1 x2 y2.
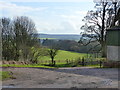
42 39 100 54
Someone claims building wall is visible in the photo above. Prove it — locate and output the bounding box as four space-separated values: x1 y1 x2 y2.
107 27 120 61
106 30 119 46
107 46 120 61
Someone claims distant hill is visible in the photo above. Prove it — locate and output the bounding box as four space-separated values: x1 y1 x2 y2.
36 34 81 41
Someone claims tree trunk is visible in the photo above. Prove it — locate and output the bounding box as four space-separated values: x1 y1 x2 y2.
101 2 107 58
101 41 107 58
14 46 19 61
51 57 54 66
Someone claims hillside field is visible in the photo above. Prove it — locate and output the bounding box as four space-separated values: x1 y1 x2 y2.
38 50 88 64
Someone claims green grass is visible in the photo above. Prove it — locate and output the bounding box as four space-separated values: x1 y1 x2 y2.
1 64 55 68
38 50 87 64
0 71 12 81
86 64 103 68
1 63 103 69
1 50 104 68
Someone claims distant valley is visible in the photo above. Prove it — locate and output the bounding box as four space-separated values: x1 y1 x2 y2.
37 34 81 41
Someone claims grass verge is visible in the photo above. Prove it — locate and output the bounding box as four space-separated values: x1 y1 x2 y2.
1 64 55 68
0 71 13 81
1 63 102 68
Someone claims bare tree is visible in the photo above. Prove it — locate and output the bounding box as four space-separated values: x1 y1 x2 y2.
1 16 39 61
13 16 38 61
112 3 120 26
1 17 15 60
79 0 120 57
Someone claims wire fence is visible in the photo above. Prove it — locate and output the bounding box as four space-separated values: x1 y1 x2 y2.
38 57 106 67
2 57 106 68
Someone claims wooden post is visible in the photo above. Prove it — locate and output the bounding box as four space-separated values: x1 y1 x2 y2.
66 59 68 64
82 57 85 66
100 60 102 68
54 61 56 66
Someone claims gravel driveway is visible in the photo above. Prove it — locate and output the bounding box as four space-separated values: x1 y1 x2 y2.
2 67 119 88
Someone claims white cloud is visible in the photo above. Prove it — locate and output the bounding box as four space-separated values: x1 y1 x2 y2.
0 1 88 34
60 10 87 20
60 15 78 19
34 20 62 33
35 19 83 34
1 0 93 2
58 11 87 34
4 0 118 3
33 17 80 34
0 1 48 16
75 11 87 15
59 10 87 30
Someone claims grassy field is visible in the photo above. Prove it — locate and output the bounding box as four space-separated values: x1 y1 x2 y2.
1 50 104 68
38 50 88 64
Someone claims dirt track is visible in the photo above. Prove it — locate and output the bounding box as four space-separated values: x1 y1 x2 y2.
2 67 119 88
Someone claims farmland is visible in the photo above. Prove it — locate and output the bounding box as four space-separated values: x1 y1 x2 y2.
38 50 88 64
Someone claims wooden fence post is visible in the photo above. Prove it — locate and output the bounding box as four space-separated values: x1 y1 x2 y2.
100 60 102 68
66 59 68 64
53 61 56 66
82 57 85 66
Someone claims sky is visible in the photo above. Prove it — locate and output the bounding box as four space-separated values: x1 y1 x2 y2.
0 0 95 34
